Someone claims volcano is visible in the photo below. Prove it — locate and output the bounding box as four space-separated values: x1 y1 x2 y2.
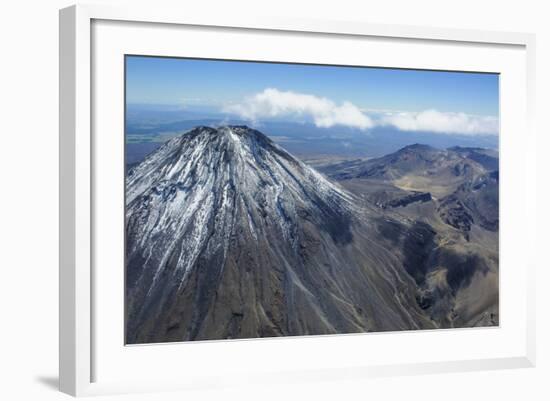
125 126 495 344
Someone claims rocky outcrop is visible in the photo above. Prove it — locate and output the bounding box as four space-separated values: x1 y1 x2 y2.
384 191 432 208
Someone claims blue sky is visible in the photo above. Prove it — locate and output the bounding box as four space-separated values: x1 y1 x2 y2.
125 56 499 136
126 55 498 115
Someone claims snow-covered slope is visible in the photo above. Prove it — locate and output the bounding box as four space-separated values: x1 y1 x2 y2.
125 126 438 343
126 125 354 267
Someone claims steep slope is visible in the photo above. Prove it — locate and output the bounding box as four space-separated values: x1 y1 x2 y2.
126 126 437 343
438 171 499 235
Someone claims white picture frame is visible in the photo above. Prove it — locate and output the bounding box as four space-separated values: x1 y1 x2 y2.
59 4 536 397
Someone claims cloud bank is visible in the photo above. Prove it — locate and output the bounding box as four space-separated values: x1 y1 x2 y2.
223 88 498 136
381 109 498 136
223 88 374 130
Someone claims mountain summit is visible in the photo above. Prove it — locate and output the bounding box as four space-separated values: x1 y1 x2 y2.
125 126 439 343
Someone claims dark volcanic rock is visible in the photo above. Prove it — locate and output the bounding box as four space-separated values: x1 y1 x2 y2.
384 191 432 208
438 198 475 233
437 171 499 235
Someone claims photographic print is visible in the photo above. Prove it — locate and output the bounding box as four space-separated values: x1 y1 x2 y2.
125 56 499 344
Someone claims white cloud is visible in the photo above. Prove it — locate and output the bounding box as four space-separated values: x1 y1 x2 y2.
223 88 374 130
381 109 498 136
223 89 498 136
